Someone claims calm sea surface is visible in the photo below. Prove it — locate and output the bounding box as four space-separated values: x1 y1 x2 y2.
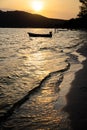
0 28 87 129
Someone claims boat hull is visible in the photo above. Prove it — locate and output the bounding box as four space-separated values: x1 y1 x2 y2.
28 32 52 38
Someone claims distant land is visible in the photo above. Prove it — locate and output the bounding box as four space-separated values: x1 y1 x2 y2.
0 10 87 29
0 10 67 28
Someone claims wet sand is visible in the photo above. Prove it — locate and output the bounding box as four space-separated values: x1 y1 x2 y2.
63 43 87 130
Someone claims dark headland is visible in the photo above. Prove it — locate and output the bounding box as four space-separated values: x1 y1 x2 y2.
0 10 87 29
0 10 67 28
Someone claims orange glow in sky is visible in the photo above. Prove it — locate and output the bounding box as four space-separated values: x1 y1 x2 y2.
0 0 80 19
31 0 44 12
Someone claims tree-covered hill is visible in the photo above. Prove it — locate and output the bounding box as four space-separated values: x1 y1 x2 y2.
0 10 66 28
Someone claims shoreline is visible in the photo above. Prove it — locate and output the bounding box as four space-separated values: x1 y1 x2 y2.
62 43 87 129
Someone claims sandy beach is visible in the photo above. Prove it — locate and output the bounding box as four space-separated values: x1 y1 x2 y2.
62 43 87 130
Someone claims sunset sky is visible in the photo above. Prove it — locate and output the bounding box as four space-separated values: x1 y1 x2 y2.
0 0 80 19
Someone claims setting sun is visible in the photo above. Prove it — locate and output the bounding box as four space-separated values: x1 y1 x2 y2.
31 0 43 12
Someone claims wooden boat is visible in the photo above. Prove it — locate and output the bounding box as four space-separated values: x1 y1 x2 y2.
28 32 52 38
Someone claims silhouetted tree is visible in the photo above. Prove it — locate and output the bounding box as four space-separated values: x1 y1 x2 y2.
78 0 87 18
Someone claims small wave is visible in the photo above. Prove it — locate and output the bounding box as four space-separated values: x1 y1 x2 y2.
18 56 28 60
65 42 81 49
0 74 19 85
0 76 14 85
0 57 7 61
67 53 79 64
39 47 56 52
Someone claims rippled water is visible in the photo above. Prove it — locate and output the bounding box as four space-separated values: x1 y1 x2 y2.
0 28 87 129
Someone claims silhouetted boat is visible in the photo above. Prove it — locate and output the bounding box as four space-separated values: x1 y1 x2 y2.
28 32 52 38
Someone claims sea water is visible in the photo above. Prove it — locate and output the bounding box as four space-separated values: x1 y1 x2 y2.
0 28 87 129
